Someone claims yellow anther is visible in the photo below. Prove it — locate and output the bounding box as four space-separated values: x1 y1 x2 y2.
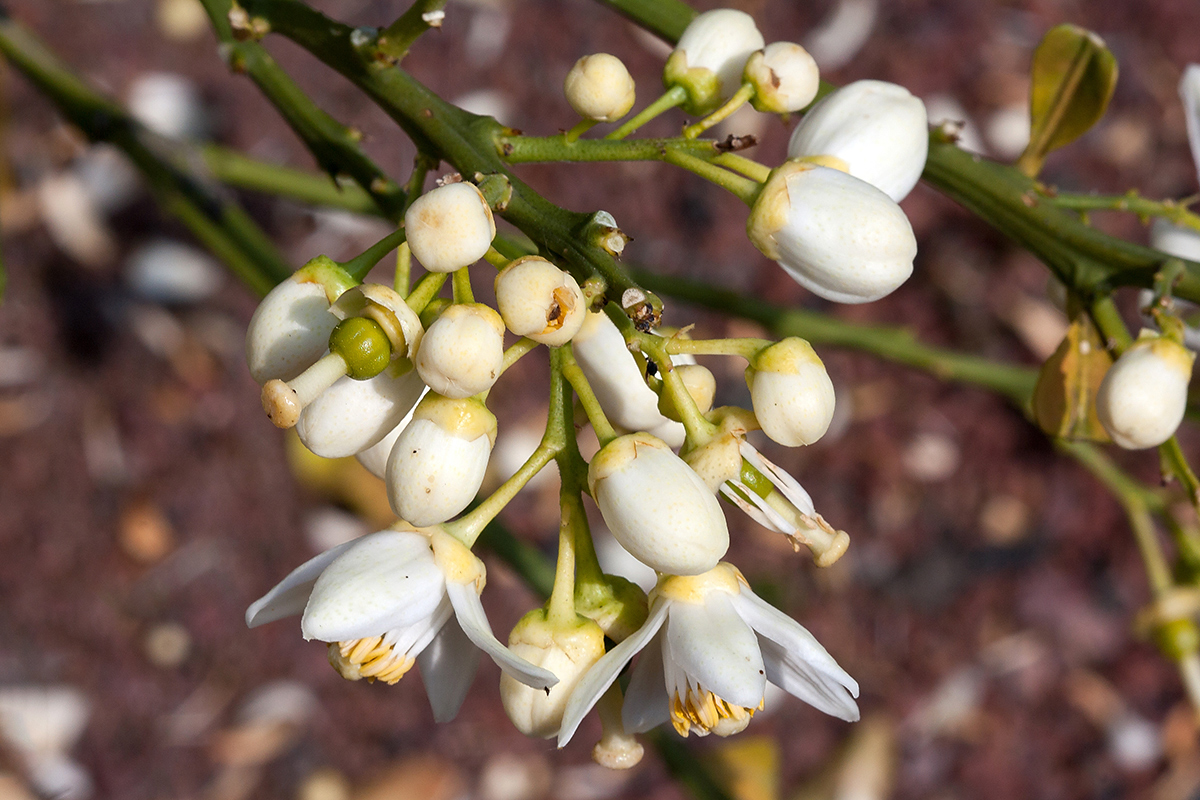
328 635 416 685
668 683 759 737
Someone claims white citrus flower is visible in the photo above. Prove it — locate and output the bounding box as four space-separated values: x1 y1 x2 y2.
745 337 836 446
589 432 729 575
245 275 339 384
787 80 929 203
500 611 607 738
404 182 496 273
683 415 849 566
295 367 426 459
558 563 859 746
414 303 506 399
571 311 685 447
747 161 917 304
246 527 557 722
744 43 820 114
672 9 764 104
1096 331 1194 450
386 394 497 526
494 256 587 346
564 54 637 122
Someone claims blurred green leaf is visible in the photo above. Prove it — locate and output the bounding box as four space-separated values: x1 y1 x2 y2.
1018 24 1118 177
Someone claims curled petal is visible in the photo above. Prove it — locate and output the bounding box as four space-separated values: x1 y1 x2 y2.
245 538 359 628
621 633 671 734
417 615 482 723
444 580 558 690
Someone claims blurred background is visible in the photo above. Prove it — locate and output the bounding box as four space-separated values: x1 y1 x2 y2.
2 0 1200 798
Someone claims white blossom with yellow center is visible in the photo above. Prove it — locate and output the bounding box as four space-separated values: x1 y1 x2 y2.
557 563 859 746
246 527 557 722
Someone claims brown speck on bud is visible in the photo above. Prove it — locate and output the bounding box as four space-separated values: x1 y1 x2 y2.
262 379 301 429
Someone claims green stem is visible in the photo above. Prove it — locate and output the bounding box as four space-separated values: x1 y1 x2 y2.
562 344 619 446
607 85 688 140
405 271 448 312
452 266 474 304
499 337 540 377
1088 294 1134 354
451 442 559 547
394 242 412 295
631 327 717 443
593 0 696 44
664 336 771 358
344 227 407 280
713 152 772 183
404 153 436 207
1046 190 1200 233
1162 437 1200 508
683 83 755 139
201 145 382 215
565 118 598 144
200 0 407 220
662 149 759 204
379 0 448 62
500 133 718 164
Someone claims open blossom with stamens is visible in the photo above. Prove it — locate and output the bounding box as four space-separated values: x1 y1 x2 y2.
557 564 858 746
245 527 557 722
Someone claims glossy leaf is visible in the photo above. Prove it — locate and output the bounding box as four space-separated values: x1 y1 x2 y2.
1018 24 1118 177
1032 316 1114 441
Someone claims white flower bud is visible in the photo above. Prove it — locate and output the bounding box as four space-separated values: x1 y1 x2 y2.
245 276 338 384
747 162 917 304
404 182 496 273
588 433 729 575
296 368 426 459
1096 332 1194 450
415 303 506 399
657 363 717 422
494 256 587 346
564 54 636 123
356 386 429 478
746 338 835 447
500 611 606 738
386 394 497 526
787 80 929 203
572 311 686 447
672 9 764 103
744 43 819 114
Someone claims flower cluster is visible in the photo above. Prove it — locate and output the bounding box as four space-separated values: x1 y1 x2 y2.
236 7 922 768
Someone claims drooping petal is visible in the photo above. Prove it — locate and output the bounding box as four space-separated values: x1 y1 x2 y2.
665 592 766 710
417 613 481 723
621 632 671 734
245 538 359 628
729 590 859 721
301 531 445 642
557 598 671 748
444 580 558 690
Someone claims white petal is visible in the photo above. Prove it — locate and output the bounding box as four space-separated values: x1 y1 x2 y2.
296 368 426 459
356 385 428 478
665 592 765 710
621 633 671 734
557 598 670 748
245 538 359 628
418 613 481 723
386 422 492 527
1151 218 1200 263
444 580 558 690
1180 64 1200 187
729 591 859 721
301 531 445 642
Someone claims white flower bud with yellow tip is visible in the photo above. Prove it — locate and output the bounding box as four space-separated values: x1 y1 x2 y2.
1096 331 1195 450
745 338 835 447
386 394 497 527
657 363 716 422
589 432 729 575
245 275 339 384
415 303 506 399
747 161 917 304
787 80 929 203
500 610 606 738
564 54 636 123
494 256 586 346
670 9 764 109
404 182 496 273
744 43 819 114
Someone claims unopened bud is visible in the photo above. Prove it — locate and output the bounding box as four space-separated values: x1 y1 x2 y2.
1096 331 1194 450
494 256 586 346
564 54 636 122
745 42 819 114
245 273 340 384
746 338 835 447
404 182 496 273
500 610 606 738
657 363 716 422
414 303 506 399
667 9 764 115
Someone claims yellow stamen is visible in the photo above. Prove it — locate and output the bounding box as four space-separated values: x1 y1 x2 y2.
669 683 761 737
327 635 416 685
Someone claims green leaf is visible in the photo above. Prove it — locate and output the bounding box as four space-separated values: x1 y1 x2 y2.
1017 24 1118 177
